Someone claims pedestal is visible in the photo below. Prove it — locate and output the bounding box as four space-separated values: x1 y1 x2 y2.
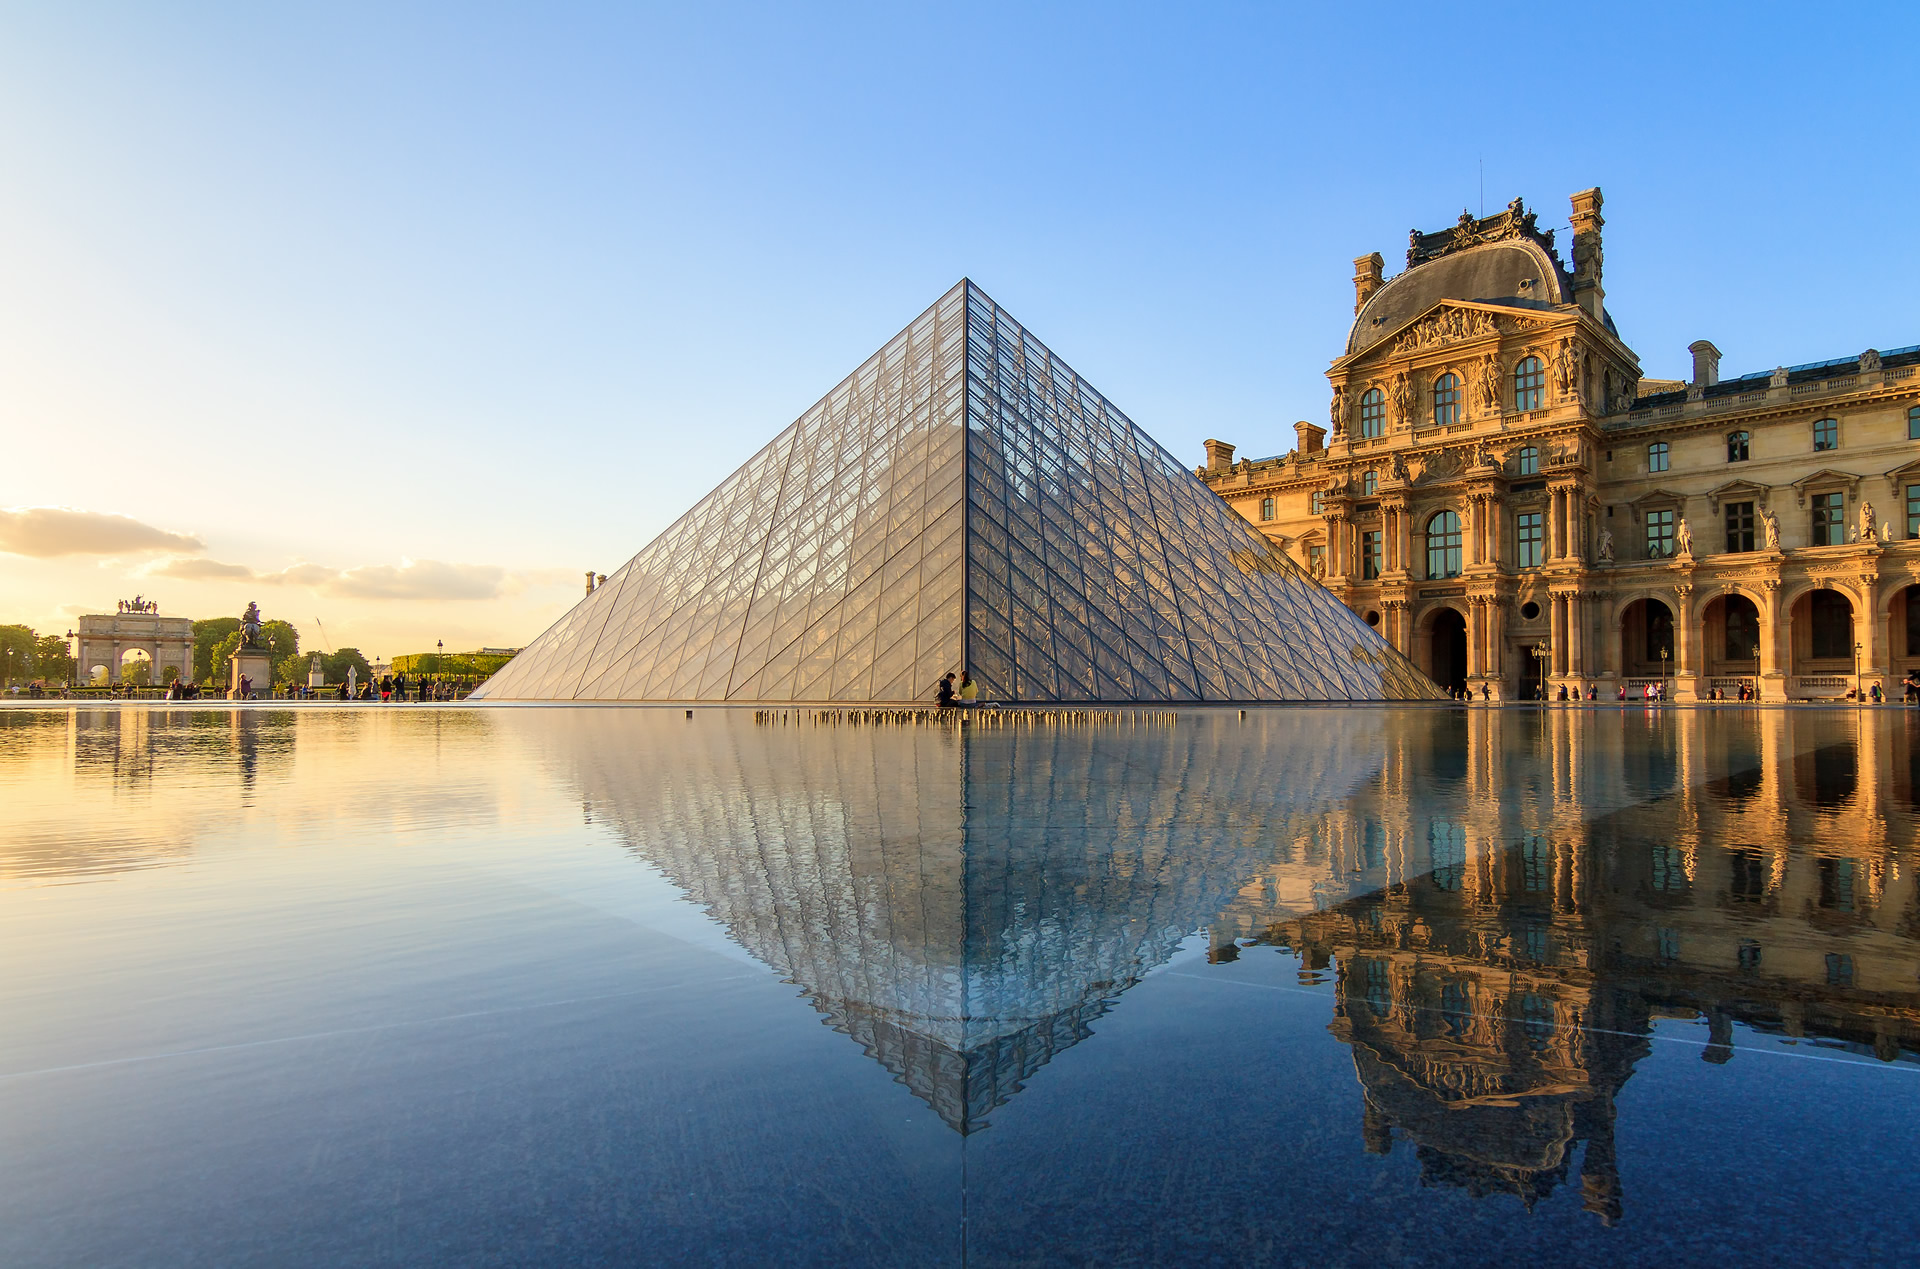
230 649 273 700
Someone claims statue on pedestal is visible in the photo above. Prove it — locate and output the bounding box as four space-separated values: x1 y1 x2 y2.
1597 526 1614 563
240 602 263 649
1674 517 1694 558
1860 502 1877 543
1762 508 1781 549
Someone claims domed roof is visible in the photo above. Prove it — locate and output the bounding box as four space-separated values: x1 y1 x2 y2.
1348 238 1574 357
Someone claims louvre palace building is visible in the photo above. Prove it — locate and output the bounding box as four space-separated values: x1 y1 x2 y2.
1200 188 1920 700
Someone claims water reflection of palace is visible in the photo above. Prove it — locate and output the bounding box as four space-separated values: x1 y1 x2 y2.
1209 708 1920 1222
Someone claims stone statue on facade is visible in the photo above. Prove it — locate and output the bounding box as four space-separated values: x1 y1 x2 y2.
1329 385 1346 436
1391 372 1414 425
1476 352 1501 413
1674 517 1694 558
1860 501 1877 543
1597 526 1614 563
1762 508 1781 549
240 601 263 649
1389 451 1409 482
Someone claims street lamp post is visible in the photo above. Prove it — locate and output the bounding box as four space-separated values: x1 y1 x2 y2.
1855 640 1863 703
1660 646 1670 703
1530 643 1551 701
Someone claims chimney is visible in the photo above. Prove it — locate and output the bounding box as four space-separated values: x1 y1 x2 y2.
1295 421 1327 454
1568 187 1605 321
1203 438 1236 473
585 571 598 596
1352 253 1385 314
1689 340 1722 388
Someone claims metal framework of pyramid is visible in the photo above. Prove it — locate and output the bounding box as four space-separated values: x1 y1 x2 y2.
476 281 1441 703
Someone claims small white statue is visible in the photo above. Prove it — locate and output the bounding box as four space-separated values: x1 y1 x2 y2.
1597 526 1615 562
1674 517 1694 557
1762 508 1780 549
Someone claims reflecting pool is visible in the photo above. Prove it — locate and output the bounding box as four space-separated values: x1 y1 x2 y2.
2 704 1917 1266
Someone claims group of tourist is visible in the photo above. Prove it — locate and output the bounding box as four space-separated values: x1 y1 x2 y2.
334 674 471 702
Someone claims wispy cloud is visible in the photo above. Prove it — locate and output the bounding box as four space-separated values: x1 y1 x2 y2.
140 554 515 600
145 557 254 580
325 560 507 600
0 507 204 558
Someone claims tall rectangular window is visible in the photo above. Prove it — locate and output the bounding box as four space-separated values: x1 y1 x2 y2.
1725 501 1755 553
1309 491 1324 514
1813 417 1838 451
1811 491 1844 546
1645 508 1675 558
1728 431 1749 462
1648 441 1669 473
1907 484 1920 540
1910 406 1920 441
1308 544 1325 576
1517 512 1544 568
1361 530 1382 580
1259 496 1274 521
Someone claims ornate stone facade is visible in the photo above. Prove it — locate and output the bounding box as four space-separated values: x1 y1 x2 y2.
1202 188 1920 700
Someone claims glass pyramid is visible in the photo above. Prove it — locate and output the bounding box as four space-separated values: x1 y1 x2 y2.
475 281 1440 703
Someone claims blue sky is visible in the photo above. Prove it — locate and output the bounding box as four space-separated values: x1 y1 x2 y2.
3 1 1915 654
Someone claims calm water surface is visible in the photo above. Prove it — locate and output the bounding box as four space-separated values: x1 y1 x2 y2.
2 704 1917 1267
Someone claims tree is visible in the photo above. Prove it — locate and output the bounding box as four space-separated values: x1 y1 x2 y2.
324 647 372 685
34 634 74 685
194 618 240 683
1 624 36 685
121 655 153 687
208 631 243 687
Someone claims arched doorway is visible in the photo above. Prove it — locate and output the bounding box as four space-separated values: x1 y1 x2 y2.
118 648 153 687
1428 607 1467 696
1891 585 1920 693
1790 588 1856 696
1619 597 1675 685
1701 592 1762 692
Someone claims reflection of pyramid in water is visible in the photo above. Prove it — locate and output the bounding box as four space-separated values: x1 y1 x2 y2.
541 711 1398 1132
477 281 1439 702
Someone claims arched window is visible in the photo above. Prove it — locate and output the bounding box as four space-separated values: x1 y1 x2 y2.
1648 441 1670 473
1516 446 1539 476
1513 357 1545 411
1362 469 1378 495
1812 417 1838 451
1727 430 1750 463
1259 496 1275 521
1359 388 1385 438
1426 510 1462 579
1432 373 1460 426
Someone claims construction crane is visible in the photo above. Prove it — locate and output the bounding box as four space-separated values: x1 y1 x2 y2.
312 617 336 656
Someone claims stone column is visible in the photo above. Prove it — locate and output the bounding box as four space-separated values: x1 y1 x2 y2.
1674 584 1699 700
1551 593 1567 677
1862 571 1888 697
1758 580 1786 699
1568 592 1584 680
1466 599 1483 679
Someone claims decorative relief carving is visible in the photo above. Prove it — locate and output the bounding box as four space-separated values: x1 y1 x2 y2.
1406 197 1556 269
1390 372 1414 425
1330 385 1346 436
1392 307 1498 354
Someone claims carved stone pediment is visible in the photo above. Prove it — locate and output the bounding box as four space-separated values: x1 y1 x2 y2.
1705 478 1772 514
1884 457 1920 497
1789 467 1862 507
1628 487 1689 513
